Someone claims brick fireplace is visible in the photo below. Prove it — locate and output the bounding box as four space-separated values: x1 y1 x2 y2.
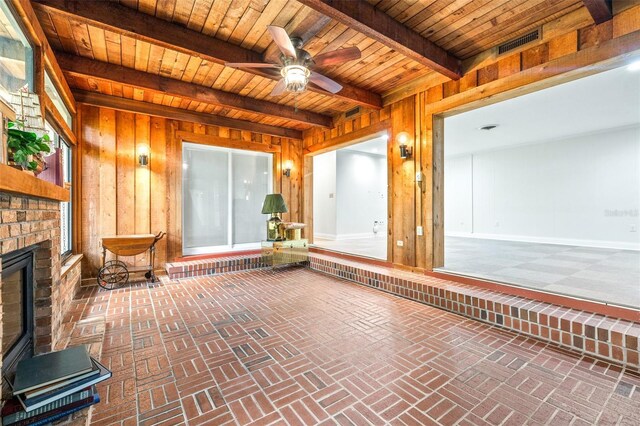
0 192 81 383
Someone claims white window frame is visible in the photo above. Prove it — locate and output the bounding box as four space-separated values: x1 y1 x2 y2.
181 142 273 255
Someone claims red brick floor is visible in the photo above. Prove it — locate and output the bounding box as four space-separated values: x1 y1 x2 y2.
70 268 640 425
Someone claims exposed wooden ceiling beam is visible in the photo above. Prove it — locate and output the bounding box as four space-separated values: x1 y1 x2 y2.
582 0 613 24
32 0 382 109
57 53 332 128
295 0 461 80
73 90 302 140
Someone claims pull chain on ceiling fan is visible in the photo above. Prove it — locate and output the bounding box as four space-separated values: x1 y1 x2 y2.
225 25 361 97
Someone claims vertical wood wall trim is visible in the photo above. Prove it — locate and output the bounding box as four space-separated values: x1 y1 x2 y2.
134 114 151 266
80 105 100 274
302 156 313 242
150 116 167 270
99 108 116 261
432 115 445 269
72 106 82 255
33 46 45 118
166 120 179 263
115 111 135 239
415 91 428 270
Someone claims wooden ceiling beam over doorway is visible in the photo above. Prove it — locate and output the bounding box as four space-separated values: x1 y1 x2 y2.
32 0 382 109
57 53 333 128
582 0 613 24
295 0 462 80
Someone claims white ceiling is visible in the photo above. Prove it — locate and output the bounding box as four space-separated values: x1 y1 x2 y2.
343 135 388 155
444 64 640 158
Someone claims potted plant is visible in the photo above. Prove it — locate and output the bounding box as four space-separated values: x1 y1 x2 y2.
6 120 50 175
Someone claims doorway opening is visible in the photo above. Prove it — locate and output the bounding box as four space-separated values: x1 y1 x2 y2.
312 136 388 260
439 64 640 308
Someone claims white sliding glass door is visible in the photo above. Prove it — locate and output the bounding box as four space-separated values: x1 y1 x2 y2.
182 143 273 255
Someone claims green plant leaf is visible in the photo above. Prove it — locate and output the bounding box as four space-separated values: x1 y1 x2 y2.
13 152 27 164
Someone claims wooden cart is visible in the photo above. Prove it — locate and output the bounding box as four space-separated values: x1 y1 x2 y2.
97 232 165 290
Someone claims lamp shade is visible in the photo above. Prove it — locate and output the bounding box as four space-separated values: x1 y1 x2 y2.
261 193 288 214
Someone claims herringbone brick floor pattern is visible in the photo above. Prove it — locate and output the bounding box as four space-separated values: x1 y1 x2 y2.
73 268 639 425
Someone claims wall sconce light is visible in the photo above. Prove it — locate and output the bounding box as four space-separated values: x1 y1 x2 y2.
396 131 412 159
283 160 292 177
138 145 149 166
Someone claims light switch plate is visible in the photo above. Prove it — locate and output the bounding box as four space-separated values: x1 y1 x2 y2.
417 226 423 236
396 240 404 247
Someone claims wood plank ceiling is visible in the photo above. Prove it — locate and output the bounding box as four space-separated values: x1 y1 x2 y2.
33 0 586 135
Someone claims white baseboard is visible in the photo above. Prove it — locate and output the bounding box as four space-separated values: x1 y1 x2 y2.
314 232 337 240
335 232 378 240
314 232 385 241
445 232 640 251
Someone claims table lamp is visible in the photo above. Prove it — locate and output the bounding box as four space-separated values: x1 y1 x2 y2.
262 193 288 241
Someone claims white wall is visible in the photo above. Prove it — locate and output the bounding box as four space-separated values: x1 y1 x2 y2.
444 155 473 234
313 149 387 240
313 151 337 238
336 150 387 238
445 125 640 249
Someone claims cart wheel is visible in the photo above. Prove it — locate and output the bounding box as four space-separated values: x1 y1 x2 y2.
97 260 129 290
144 271 152 279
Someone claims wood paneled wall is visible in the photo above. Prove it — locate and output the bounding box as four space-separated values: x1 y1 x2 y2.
77 104 302 278
302 5 640 271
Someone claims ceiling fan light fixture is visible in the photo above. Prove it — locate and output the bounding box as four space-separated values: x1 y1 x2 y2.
281 65 310 93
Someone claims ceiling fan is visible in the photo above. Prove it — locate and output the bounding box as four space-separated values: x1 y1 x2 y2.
225 26 361 97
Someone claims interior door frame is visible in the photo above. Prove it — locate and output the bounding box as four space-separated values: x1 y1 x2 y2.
430 52 640 269
302 123 392 262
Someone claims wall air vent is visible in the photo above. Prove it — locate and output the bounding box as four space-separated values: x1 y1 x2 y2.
497 28 541 55
345 106 361 118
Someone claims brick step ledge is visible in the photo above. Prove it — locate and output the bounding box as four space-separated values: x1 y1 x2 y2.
165 252 639 370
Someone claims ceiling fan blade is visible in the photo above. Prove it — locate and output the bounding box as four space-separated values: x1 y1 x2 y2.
309 71 343 94
268 26 297 59
270 79 287 96
313 47 361 67
225 62 278 68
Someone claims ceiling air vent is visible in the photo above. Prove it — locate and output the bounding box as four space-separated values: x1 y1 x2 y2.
497 28 541 55
345 106 361 118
